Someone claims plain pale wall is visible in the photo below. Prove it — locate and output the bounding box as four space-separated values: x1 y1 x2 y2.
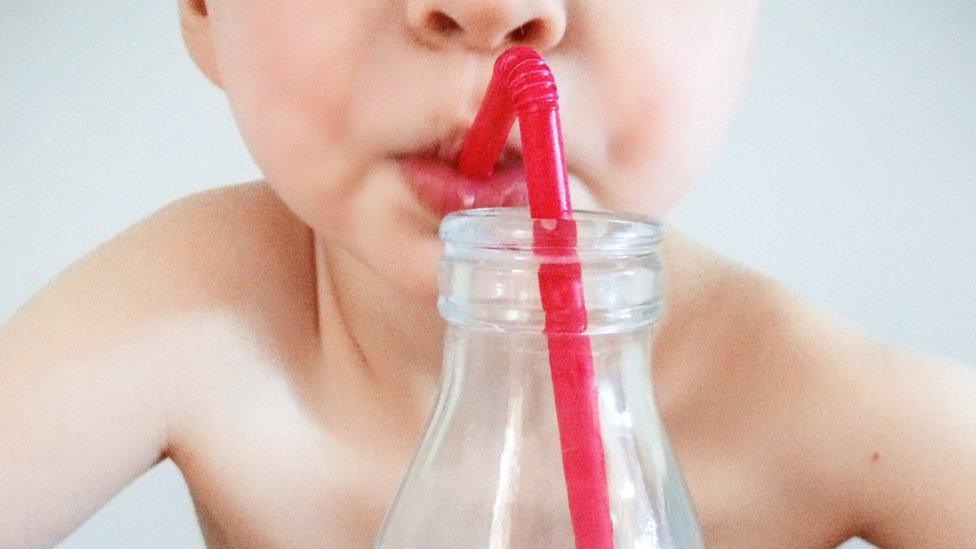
2 2 973 548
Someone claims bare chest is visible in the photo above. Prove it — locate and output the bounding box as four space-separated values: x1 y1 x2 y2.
169 356 416 547
189 454 402 547
180 417 411 547
170 354 841 548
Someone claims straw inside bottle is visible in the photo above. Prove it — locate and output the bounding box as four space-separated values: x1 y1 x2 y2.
458 45 614 549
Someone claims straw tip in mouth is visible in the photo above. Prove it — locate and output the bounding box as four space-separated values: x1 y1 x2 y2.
414 131 522 174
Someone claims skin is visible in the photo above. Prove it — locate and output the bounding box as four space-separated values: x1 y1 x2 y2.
2 0 975 547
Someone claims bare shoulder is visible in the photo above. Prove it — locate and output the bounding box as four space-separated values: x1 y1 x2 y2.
21 182 316 357
116 181 313 306
85 180 320 378
0 184 317 545
659 229 976 546
3 181 317 440
656 232 864 544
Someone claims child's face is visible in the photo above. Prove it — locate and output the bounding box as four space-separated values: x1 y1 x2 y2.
192 0 757 298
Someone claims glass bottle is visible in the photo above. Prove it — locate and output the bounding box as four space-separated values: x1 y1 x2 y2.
375 208 703 548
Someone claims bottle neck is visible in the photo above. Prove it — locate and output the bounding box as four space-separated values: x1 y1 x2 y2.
438 208 664 336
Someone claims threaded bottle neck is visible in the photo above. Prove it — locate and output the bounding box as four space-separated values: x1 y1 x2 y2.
438 208 664 334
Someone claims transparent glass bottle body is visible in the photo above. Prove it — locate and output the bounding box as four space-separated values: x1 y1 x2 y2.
375 208 703 548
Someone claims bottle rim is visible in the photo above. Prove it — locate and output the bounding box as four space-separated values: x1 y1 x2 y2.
440 207 663 254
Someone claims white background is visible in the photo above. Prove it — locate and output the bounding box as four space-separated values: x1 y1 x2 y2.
2 2 974 547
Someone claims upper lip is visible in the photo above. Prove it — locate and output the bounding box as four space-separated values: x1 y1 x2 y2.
398 127 524 172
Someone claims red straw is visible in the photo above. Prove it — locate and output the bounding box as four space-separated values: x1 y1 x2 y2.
459 46 613 549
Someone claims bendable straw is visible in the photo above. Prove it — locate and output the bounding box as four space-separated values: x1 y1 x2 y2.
459 46 613 549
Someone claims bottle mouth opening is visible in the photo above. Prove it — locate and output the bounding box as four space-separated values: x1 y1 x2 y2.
440 207 663 255
438 208 664 332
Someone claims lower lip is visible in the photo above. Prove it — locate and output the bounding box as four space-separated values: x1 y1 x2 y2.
397 155 528 220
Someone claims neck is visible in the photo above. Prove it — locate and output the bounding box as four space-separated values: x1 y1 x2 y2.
314 234 445 419
311 222 721 439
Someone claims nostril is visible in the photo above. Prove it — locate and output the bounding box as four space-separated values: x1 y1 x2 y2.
426 10 462 35
506 18 546 44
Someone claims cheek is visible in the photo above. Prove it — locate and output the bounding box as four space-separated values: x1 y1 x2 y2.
589 3 757 216
209 2 377 229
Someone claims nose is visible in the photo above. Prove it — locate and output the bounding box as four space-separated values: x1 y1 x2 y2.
407 0 566 53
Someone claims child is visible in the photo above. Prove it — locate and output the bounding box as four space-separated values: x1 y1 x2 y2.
2 0 975 546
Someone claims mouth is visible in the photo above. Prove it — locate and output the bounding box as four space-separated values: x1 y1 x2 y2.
395 132 528 220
